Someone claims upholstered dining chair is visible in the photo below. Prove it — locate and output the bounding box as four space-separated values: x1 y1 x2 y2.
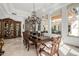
23 32 27 47
23 31 35 51
39 36 61 56
23 31 42 55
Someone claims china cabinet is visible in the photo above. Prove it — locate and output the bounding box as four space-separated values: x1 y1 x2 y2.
0 18 21 39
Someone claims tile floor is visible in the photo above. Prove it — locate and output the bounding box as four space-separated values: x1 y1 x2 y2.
2 37 79 56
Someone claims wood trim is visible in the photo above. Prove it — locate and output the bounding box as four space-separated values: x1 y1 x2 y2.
51 13 74 20
51 15 61 19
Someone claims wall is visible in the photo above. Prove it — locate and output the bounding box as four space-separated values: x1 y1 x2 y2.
61 7 79 47
0 9 5 19
0 6 6 19
64 36 79 46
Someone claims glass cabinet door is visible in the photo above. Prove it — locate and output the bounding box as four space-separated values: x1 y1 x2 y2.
15 22 21 37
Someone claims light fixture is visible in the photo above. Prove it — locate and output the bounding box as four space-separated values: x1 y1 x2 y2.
26 3 41 32
27 3 41 24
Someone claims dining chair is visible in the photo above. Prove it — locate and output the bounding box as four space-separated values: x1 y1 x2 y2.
23 31 35 51
0 38 5 56
39 36 61 56
23 32 27 48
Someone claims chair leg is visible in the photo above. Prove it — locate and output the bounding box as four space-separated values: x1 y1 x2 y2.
27 44 30 51
57 52 59 56
23 40 25 46
39 48 42 56
0 46 5 56
25 43 27 48
57 50 59 56
35 44 38 56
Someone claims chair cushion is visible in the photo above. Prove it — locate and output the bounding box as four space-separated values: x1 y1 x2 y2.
40 41 53 53
44 41 52 48
43 47 51 53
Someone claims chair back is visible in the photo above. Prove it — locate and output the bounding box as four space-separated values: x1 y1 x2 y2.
23 32 26 40
23 31 29 42
51 36 61 56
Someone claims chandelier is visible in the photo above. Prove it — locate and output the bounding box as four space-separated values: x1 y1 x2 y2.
27 3 41 24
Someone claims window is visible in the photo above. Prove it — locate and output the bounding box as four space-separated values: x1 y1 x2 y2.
68 4 79 36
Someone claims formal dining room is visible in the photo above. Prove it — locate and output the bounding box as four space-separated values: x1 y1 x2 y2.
0 3 79 56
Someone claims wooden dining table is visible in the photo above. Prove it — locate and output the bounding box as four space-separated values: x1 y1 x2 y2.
30 34 52 43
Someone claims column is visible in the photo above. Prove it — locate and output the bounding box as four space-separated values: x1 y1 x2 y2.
48 16 52 36
61 6 68 39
